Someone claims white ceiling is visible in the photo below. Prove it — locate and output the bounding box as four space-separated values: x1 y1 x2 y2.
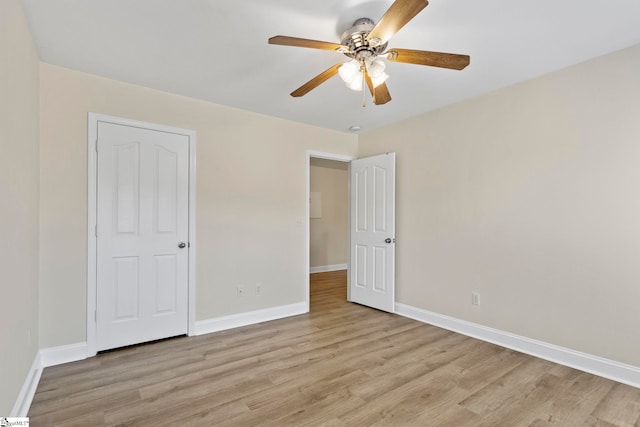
21 0 640 133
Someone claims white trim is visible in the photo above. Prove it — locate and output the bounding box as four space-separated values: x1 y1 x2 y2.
187 126 197 336
306 151 354 310
87 113 98 356
306 151 354 162
194 302 307 336
309 263 348 274
12 343 89 416
40 342 89 368
11 352 42 417
87 113 197 354
396 303 640 389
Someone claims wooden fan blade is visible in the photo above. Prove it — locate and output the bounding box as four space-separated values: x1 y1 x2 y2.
269 35 347 52
372 82 392 105
364 70 392 105
290 63 342 97
387 48 470 70
367 0 429 45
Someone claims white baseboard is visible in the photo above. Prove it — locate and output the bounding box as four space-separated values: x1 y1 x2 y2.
194 302 307 336
309 263 347 274
40 342 89 368
11 352 42 417
396 303 640 389
12 342 90 416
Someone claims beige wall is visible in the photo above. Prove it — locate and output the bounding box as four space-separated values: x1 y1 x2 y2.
359 43 640 367
0 0 40 414
38 63 357 348
310 158 348 268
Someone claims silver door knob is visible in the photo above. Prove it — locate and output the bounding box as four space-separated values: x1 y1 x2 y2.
178 242 186 249
385 238 392 244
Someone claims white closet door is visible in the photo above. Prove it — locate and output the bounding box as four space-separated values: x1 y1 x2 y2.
96 121 189 351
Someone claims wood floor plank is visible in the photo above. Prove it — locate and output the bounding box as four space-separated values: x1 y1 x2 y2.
32 411 105 427
538 373 617 426
28 270 640 426
459 357 556 415
591 383 640 426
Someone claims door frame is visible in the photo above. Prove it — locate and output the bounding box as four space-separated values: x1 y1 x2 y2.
87 113 197 356
306 150 354 311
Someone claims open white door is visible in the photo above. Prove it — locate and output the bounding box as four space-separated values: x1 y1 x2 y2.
96 121 190 351
349 152 396 312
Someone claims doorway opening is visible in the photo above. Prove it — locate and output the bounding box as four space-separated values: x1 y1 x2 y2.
306 151 353 312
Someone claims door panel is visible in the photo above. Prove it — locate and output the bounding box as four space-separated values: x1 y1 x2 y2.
373 247 386 292
114 256 139 321
355 168 368 231
153 254 178 314
374 166 387 232
115 143 139 234
155 146 178 233
349 153 396 312
97 122 189 351
355 245 367 288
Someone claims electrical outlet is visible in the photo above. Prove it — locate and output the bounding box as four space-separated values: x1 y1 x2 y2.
237 286 246 297
255 282 262 295
472 292 481 306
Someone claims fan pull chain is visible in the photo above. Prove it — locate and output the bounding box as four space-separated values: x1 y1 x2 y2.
361 61 366 108
362 74 366 107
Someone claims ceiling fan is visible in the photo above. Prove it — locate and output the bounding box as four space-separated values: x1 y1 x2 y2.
268 0 470 105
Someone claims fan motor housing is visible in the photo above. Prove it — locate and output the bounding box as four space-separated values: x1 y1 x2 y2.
340 18 388 60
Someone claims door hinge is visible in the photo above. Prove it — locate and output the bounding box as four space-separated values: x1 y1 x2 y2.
95 225 98 238
95 139 98 152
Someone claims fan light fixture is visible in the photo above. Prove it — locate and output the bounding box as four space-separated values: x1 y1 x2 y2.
338 60 363 91
338 58 389 92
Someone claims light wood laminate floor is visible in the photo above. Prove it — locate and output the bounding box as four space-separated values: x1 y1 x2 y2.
29 270 640 426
